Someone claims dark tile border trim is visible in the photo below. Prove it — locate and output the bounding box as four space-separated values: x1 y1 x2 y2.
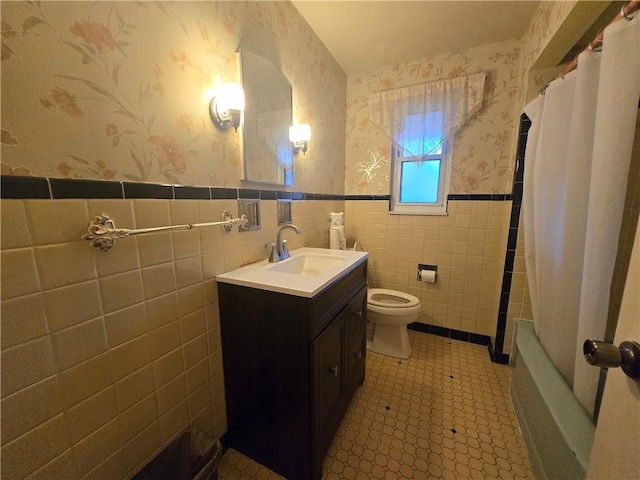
174 185 211 200
403 323 510 366
276 191 292 199
260 190 278 200
488 343 511 365
50 178 124 199
2 175 516 203
494 353 510 364
239 188 260 199
494 114 531 355
1 175 51 199
409 322 491 347
124 182 173 199
448 193 513 201
211 187 238 200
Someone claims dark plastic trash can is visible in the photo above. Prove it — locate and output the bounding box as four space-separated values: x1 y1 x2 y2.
132 429 223 480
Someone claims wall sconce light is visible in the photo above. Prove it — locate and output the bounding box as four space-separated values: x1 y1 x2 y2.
209 83 245 132
289 124 311 155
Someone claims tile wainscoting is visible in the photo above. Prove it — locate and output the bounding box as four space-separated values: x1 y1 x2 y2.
0 188 342 479
0 173 522 478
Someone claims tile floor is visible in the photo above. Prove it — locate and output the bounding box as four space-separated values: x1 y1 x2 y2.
217 331 535 479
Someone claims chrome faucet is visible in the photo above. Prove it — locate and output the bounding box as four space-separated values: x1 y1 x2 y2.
268 224 302 262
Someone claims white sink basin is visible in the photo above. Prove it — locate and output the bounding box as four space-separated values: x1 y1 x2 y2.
216 247 368 298
266 253 345 276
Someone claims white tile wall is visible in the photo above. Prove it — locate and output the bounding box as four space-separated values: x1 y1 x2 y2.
345 200 510 337
0 198 342 479
1 195 519 477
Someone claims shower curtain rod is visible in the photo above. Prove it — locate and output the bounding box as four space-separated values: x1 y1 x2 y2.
557 0 638 79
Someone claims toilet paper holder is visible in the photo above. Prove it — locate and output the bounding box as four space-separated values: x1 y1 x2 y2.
417 264 437 281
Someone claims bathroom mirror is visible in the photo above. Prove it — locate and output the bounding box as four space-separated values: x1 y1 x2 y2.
241 50 293 186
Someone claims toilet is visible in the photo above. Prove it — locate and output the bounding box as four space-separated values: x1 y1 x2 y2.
367 288 421 359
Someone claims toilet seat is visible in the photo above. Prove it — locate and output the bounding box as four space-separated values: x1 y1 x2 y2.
368 288 420 308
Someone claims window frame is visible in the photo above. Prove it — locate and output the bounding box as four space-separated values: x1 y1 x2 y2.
390 138 452 216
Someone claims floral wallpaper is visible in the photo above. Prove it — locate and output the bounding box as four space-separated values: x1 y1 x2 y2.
517 0 578 107
345 38 524 195
1 1 347 194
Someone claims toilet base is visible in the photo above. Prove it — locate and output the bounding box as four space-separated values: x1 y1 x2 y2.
369 324 412 359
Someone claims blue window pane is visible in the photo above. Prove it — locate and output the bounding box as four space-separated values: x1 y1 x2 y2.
399 160 440 203
400 111 444 156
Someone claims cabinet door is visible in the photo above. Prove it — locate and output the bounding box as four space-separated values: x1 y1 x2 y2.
312 307 346 459
346 287 367 396
347 333 366 393
345 286 367 346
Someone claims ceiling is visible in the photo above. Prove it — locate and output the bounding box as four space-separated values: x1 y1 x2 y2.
291 1 541 75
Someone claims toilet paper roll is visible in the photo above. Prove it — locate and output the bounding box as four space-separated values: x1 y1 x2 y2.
420 270 436 283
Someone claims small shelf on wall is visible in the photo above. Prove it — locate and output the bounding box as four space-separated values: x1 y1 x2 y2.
277 199 292 225
238 199 261 231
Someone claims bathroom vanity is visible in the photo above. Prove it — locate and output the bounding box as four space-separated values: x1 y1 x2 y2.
216 248 368 480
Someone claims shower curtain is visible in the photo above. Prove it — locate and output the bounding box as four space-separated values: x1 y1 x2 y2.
522 15 639 414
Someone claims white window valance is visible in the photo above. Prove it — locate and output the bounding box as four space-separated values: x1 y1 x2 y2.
368 72 487 157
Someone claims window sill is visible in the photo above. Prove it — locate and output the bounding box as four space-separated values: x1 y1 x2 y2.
388 210 448 216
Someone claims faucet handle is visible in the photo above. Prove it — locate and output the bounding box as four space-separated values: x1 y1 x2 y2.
265 242 280 263
280 239 291 260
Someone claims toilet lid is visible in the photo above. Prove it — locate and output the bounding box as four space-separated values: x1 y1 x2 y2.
368 288 420 308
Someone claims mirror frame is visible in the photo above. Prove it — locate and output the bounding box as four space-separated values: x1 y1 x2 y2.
241 49 293 186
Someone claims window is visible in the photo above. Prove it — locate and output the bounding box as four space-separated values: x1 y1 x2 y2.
368 72 486 216
391 110 451 215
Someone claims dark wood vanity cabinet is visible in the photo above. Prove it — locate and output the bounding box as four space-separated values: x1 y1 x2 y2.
217 261 367 480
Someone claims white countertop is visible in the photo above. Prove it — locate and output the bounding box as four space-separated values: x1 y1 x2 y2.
216 247 368 298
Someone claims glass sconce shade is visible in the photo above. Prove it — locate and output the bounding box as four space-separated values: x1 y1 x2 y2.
289 124 311 154
210 83 245 132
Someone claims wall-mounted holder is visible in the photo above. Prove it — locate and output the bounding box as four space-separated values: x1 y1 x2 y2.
238 199 260 232
82 209 247 252
583 339 640 381
417 264 437 283
277 199 292 226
